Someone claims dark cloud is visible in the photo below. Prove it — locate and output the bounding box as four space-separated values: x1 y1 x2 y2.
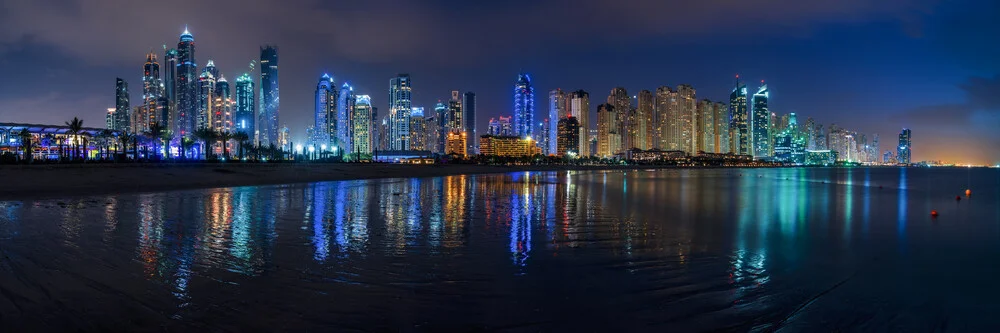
959 74 1000 109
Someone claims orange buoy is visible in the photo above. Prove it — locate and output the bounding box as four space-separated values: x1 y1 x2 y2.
931 210 939 217
966 189 972 197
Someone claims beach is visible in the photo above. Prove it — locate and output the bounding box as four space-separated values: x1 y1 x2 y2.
0 162 659 199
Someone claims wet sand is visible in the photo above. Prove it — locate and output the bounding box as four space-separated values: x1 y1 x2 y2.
0 163 663 200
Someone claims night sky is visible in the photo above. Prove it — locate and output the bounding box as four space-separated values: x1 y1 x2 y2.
1 0 998 164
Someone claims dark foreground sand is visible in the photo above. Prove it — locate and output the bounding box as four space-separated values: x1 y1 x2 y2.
0 163 667 200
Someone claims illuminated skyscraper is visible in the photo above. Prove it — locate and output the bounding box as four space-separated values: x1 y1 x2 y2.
424 110 441 154
409 107 427 151
389 74 412 150
697 99 715 153
751 83 770 158
213 75 233 131
163 48 178 135
114 78 130 132
463 92 477 154
259 45 279 146
196 71 215 130
447 91 463 132
314 74 336 145
548 89 566 154
637 90 654 150
488 116 513 136
607 87 630 152
234 73 255 139
175 28 197 137
139 51 163 132
356 108 376 152
433 101 447 152
677 84 697 154
714 102 730 153
596 103 620 158
513 73 534 137
655 86 677 150
568 90 590 156
897 128 911 165
730 77 749 155
557 116 580 156
336 82 354 152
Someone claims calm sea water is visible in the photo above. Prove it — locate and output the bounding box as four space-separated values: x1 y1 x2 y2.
0 168 998 331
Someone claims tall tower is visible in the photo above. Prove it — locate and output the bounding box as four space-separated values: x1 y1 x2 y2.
637 90 654 150
337 83 355 153
447 90 463 132
513 73 534 138
213 75 233 131
596 103 619 158
433 101 447 153
175 27 197 138
730 77 749 155
897 128 911 165
234 73 255 139
389 74 412 150
258 45 279 147
697 99 715 153
677 84 697 154
196 71 215 130
548 89 566 154
314 74 336 145
557 116 580 156
607 87 630 152
656 86 681 150
140 51 163 133
714 102 730 153
751 83 770 158
352 95 373 156
463 92 477 154
115 78 131 132
568 90 590 156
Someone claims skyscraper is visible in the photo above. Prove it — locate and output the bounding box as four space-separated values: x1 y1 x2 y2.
557 116 580 156
714 102 730 154
463 92 477 154
314 74 336 145
513 73 534 138
730 77 749 155
596 103 619 158
751 83 770 158
352 95 373 157
637 90 654 150
424 110 441 154
655 86 677 150
409 107 426 151
140 51 163 133
234 73 255 139
447 90 463 132
336 83 354 153
548 89 566 154
607 87 630 152
259 45 279 147
433 101 447 152
677 84 697 154
897 128 912 165
568 90 590 156
175 28 197 138
213 75 233 131
389 74 412 150
196 71 215 130
697 99 715 153
114 78 130 132
163 48 178 135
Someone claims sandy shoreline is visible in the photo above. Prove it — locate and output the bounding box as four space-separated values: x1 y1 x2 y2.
0 163 680 200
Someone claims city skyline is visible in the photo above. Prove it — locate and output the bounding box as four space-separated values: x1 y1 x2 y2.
1 0 998 164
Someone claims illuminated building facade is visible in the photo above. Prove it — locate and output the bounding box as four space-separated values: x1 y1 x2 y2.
677 84 697 154
447 91 462 132
336 83 354 152
446 131 467 156
409 107 427 151
259 45 279 146
607 87 630 151
352 95 373 156
568 90 590 156
637 90 654 150
557 116 580 156
314 74 336 145
548 89 566 154
897 128 911 165
730 78 749 155
234 73 255 139
463 92 477 154
196 70 215 130
212 76 233 131
488 116 513 136
714 102 730 153
139 51 163 133
478 135 541 157
751 83 770 158
596 103 620 158
389 74 412 150
175 28 197 138
114 78 130 132
513 73 534 137
656 86 679 150
697 99 715 153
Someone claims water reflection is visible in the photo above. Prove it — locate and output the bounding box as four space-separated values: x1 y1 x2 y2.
0 168 997 330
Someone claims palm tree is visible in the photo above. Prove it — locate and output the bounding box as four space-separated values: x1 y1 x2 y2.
192 128 216 160
234 131 250 160
218 130 234 160
180 137 195 160
65 117 84 160
98 129 113 160
17 129 32 163
144 123 166 160
118 132 134 161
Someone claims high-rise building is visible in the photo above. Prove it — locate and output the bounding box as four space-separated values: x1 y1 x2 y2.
677 84 697 154
196 71 215 130
751 83 770 158
557 116 580 156
479 135 542 157
714 102 730 154
175 28 197 138
259 45 280 146
389 74 412 150
446 131 467 156
548 89 566 154
163 48 178 135
568 90 590 156
513 73 534 137
424 111 441 154
805 117 817 149
139 51 163 133
409 107 427 151
114 78 131 132
697 99 715 153
433 102 447 153
463 92 477 154
897 128 911 165
730 77 749 155
596 103 620 158
213 75 233 131
336 83 354 152
637 90 654 150
655 86 676 150
447 91 462 132
607 87 630 152
539 118 551 155
314 74 336 145
234 73 255 139
106 108 116 130
488 116 514 136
